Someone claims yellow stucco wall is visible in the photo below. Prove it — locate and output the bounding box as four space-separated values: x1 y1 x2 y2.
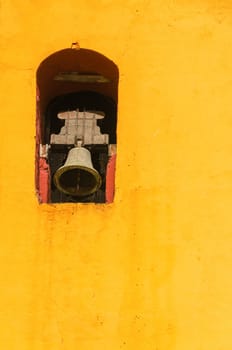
1 0 232 349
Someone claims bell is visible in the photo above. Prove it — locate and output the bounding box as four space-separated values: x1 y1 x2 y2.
54 147 102 197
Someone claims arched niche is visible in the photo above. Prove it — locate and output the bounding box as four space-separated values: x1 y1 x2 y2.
35 48 118 204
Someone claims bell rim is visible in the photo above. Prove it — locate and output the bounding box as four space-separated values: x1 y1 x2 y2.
54 165 102 197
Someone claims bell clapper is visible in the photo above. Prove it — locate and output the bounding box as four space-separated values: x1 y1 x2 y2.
76 169 81 191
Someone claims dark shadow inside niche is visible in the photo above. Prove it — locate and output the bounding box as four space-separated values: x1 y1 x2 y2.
44 91 117 145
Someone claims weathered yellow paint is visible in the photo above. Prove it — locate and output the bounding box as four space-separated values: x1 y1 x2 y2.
1 0 232 349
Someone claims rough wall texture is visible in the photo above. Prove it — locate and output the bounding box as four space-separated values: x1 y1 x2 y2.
1 0 232 349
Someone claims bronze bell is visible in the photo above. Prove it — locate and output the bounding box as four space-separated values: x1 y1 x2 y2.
54 147 102 197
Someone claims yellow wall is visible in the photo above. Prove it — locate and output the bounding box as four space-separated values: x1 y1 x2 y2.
1 0 232 349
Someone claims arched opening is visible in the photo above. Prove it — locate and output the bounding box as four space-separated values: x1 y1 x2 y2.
36 48 118 203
